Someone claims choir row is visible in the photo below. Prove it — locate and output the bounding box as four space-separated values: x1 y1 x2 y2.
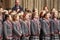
0 7 60 40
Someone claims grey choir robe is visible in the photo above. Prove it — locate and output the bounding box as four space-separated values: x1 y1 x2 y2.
30 19 41 40
12 21 22 40
0 14 4 40
39 18 44 40
42 19 50 40
50 19 54 34
0 21 3 40
58 20 60 40
4 21 13 40
58 20 60 31
50 19 59 40
49 19 54 40
21 20 31 40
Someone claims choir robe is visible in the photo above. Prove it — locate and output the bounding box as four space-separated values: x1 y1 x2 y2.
4 21 13 40
39 18 44 40
30 19 41 40
50 19 54 40
0 14 3 40
50 19 59 40
42 18 51 40
0 20 3 40
12 21 22 40
58 20 60 40
21 20 31 40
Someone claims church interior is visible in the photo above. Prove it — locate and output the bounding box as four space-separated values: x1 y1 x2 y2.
0 0 60 18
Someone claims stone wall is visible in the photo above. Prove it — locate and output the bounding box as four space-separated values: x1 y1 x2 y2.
2 0 60 11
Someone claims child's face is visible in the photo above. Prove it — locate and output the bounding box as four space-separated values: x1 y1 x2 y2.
25 14 30 20
9 15 12 21
55 11 58 18
34 14 39 19
46 13 50 19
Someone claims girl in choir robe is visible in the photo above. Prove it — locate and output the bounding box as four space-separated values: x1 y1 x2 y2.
42 12 51 40
21 13 31 40
39 10 46 40
0 12 3 40
12 14 22 40
30 13 41 40
3 14 13 40
18 12 24 21
50 11 59 40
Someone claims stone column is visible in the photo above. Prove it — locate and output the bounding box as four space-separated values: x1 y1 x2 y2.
22 0 28 9
10 0 15 8
41 0 45 10
27 0 33 10
58 0 60 11
53 0 58 10
38 0 41 12
50 0 54 9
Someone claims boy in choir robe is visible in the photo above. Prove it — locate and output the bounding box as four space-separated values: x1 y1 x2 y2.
30 13 41 40
50 11 59 40
42 12 51 40
3 14 13 40
12 14 22 40
21 13 31 40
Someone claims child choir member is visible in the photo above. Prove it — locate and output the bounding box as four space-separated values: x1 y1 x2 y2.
30 13 41 40
50 10 60 40
3 14 13 40
12 14 22 40
42 12 51 40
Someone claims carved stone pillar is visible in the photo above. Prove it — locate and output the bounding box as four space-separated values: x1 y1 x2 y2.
58 0 60 11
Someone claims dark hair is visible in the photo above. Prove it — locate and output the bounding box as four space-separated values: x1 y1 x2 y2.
39 11 43 18
22 13 26 20
25 8 31 13
32 8 35 12
31 13 36 19
5 14 9 20
50 8 55 11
